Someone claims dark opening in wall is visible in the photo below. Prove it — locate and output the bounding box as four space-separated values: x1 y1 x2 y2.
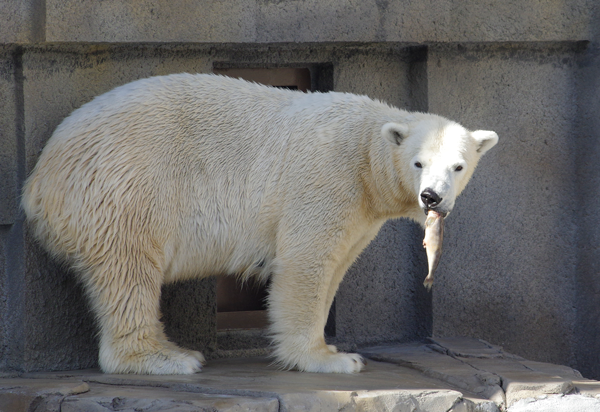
214 67 311 92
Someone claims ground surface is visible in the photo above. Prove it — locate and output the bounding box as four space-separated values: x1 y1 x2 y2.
1 338 599 411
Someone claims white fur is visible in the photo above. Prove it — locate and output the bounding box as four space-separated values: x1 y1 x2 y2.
22 74 497 374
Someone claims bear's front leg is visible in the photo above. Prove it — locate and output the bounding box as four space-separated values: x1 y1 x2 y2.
267 254 364 373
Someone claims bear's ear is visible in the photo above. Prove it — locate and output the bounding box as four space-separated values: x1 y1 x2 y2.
472 130 499 155
382 122 409 146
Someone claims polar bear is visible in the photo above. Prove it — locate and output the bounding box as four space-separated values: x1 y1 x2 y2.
22 73 498 375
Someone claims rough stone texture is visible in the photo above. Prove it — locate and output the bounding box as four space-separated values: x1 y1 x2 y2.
0 33 28 367
509 395 600 412
0 0 45 43
215 329 270 353
61 389 279 412
337 221 431 347
364 343 506 406
0 47 19 225
18 242 98 372
361 339 598 410
161 278 218 356
0 47 20 373
0 378 278 412
428 43 583 367
574 3 600 380
0 379 89 412
43 0 591 43
2 346 503 412
5 341 599 412
351 390 465 412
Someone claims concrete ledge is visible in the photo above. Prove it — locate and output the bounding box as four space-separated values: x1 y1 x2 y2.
2 338 599 412
41 0 592 43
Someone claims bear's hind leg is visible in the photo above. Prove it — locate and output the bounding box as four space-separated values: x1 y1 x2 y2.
84 257 205 375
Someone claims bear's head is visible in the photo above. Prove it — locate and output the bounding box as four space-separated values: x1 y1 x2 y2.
382 115 498 218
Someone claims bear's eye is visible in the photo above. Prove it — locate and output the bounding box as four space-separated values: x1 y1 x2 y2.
455 165 464 172
414 162 423 169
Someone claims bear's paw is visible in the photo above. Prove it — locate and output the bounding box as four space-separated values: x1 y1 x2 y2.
300 351 365 374
278 347 365 374
100 341 205 375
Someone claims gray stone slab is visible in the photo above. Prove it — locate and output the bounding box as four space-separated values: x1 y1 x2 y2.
352 389 463 412
44 0 592 43
0 0 45 43
509 395 600 412
361 339 600 410
361 343 506 408
433 338 582 407
428 337 524 360
0 378 278 412
571 379 600 397
0 48 18 225
6 344 600 411
519 360 583 380
22 357 494 412
61 387 279 412
573 18 600 380
0 379 90 412
45 0 259 43
83 357 458 396
428 43 584 369
463 358 575 407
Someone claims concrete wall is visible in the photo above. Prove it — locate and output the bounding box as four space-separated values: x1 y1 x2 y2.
574 11 600 378
429 43 582 366
1 0 599 378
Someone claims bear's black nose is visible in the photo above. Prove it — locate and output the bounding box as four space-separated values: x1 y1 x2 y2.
420 188 442 209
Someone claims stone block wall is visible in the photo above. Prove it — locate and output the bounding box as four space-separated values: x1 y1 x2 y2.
1 0 599 378
429 43 583 365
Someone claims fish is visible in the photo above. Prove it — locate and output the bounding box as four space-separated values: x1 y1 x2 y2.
423 210 444 290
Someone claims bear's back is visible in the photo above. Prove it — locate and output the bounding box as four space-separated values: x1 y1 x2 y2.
22 73 406 270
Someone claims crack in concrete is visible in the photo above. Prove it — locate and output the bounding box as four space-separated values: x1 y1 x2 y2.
427 341 508 409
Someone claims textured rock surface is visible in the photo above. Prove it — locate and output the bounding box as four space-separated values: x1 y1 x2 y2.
361 338 600 410
38 0 591 43
3 339 599 412
428 43 583 370
509 395 600 412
